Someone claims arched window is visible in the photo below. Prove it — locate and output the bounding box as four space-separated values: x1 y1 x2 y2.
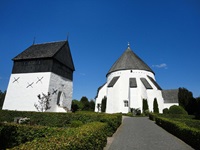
57 91 62 106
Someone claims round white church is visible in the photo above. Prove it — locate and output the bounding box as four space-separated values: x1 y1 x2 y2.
95 44 178 114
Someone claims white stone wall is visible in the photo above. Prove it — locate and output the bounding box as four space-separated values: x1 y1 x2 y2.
95 83 107 112
48 72 73 112
98 70 165 114
3 72 73 112
3 72 50 111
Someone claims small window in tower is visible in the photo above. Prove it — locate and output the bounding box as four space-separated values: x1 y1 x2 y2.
124 100 128 107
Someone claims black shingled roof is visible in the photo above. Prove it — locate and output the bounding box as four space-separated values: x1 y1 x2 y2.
107 46 154 76
162 89 179 103
13 41 67 60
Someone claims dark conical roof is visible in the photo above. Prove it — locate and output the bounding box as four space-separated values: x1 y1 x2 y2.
107 45 154 76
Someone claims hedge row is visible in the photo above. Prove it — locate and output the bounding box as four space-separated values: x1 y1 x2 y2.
0 111 122 149
0 110 121 134
155 116 200 150
0 123 57 149
148 113 158 121
4 122 108 150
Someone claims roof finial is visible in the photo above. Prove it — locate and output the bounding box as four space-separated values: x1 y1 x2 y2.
67 32 69 41
128 42 130 48
32 37 36 45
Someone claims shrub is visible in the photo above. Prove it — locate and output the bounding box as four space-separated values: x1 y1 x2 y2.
131 108 141 116
0 123 55 149
0 111 122 149
148 113 158 121
168 105 188 115
155 116 200 149
11 122 108 150
101 96 107 112
143 99 149 115
153 98 159 113
69 120 83 128
163 108 169 114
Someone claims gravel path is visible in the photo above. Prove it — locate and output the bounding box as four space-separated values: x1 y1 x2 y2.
105 117 193 150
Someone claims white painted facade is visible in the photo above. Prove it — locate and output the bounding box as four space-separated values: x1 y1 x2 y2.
95 70 165 113
3 72 72 112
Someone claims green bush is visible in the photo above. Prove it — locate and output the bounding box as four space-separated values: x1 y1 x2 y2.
153 98 159 113
0 110 122 149
0 110 122 130
101 96 107 112
143 99 149 115
69 120 83 128
168 105 188 115
0 123 55 149
148 113 158 121
162 108 169 114
11 122 108 150
155 116 200 149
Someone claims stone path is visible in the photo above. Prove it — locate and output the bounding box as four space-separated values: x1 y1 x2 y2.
104 117 194 150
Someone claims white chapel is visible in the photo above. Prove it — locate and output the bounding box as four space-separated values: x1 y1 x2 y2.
95 44 178 114
3 40 75 112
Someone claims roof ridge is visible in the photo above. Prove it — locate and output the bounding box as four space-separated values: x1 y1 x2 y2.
13 40 68 60
33 40 67 46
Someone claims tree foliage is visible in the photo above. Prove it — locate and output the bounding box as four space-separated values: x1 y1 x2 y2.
89 100 95 111
71 97 95 112
71 100 81 112
142 99 149 112
178 88 193 110
178 87 200 115
80 96 90 111
0 90 6 110
101 96 107 112
34 92 51 112
153 98 159 113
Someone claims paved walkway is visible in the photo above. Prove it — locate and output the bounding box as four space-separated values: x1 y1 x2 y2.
105 117 194 150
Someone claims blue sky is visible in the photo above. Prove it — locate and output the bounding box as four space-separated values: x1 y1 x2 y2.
0 0 200 100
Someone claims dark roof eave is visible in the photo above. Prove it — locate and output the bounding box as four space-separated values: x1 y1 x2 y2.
12 56 52 61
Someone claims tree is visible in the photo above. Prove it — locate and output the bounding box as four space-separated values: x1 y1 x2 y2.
186 97 198 115
142 99 149 114
89 100 95 111
178 87 199 115
101 96 107 112
153 98 159 113
196 97 200 118
71 99 81 112
0 90 6 110
34 92 51 112
80 96 90 111
178 88 193 110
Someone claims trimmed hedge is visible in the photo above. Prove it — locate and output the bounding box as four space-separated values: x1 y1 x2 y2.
155 116 200 150
11 122 108 150
148 113 158 121
0 110 122 131
0 110 122 149
0 123 56 149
